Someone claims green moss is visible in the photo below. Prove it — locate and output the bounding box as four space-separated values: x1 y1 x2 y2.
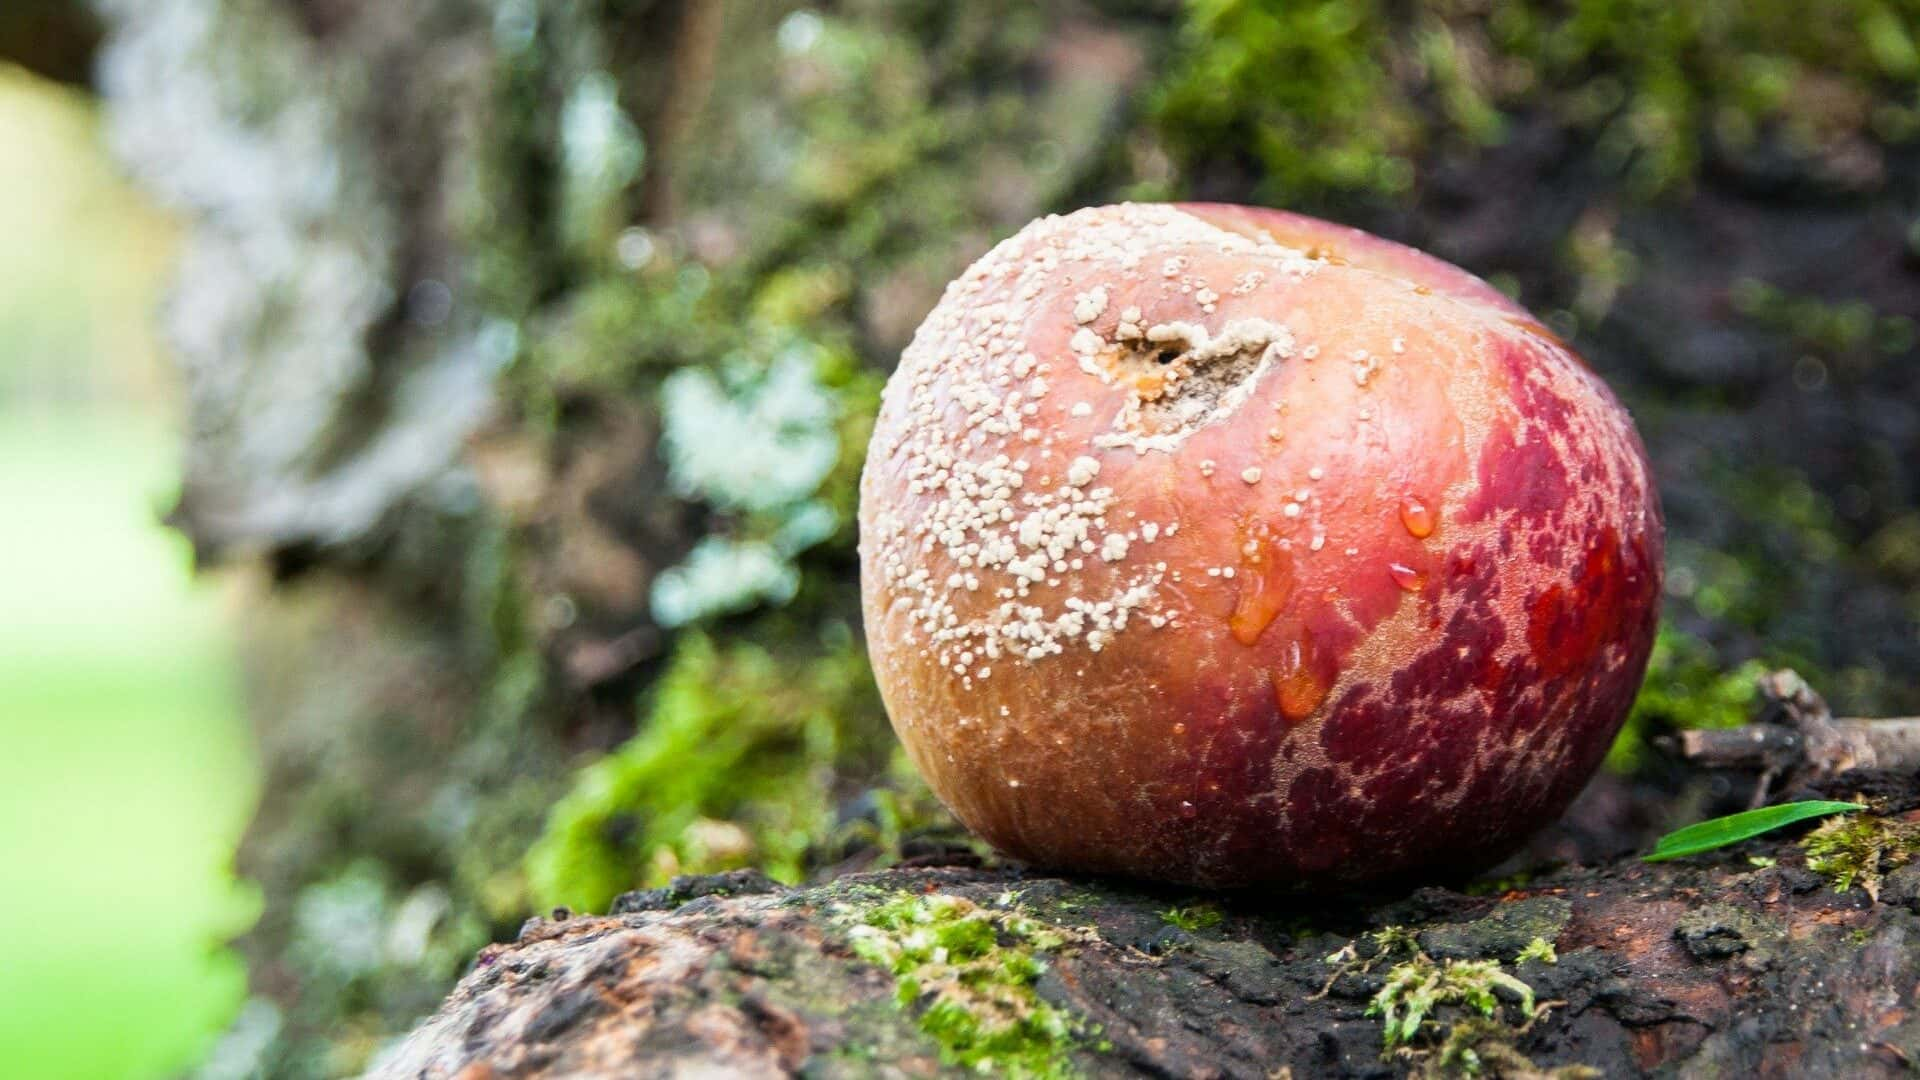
1658 463 1852 674
1608 622 1768 773
1865 512 1920 585
1152 0 1920 203
1425 1016 1599 1079
1159 903 1226 933
524 628 893 912
1514 937 1558 966
842 892 1091 1078
1369 953 1538 1053
1323 927 1550 1065
1152 0 1417 200
526 265 737 394
1317 925 1422 997
1731 277 1919 363
1802 811 1920 899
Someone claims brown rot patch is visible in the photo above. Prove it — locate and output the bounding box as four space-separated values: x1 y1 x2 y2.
1095 318 1289 448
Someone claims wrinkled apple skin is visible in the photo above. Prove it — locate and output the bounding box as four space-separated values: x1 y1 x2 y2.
858 203 1662 888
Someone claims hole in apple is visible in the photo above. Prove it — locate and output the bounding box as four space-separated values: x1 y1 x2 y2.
1093 318 1294 452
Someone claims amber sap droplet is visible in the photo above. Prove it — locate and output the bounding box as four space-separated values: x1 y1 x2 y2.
1271 633 1330 723
1387 562 1426 592
1228 532 1294 645
1399 496 1436 539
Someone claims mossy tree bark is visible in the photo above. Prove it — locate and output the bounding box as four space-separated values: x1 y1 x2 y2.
83 0 1920 1075
372 782 1920 1079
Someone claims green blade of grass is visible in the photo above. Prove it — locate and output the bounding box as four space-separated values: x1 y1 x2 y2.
1644 801 1865 862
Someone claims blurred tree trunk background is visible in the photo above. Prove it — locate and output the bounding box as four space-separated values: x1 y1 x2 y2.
0 1 100 86
68 0 1920 1073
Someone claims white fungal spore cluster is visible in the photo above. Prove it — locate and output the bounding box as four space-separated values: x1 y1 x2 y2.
866 204 1325 682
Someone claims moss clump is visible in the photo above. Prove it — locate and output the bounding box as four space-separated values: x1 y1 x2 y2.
1514 937 1558 966
524 628 892 912
1608 622 1769 773
1159 903 1225 932
1425 1016 1599 1080
1730 277 1919 364
1152 0 1419 200
1802 811 1920 900
1153 0 1920 203
844 892 1090 1078
1370 953 1539 1052
1316 925 1423 998
1663 465 1851 658
1324 927 1549 1065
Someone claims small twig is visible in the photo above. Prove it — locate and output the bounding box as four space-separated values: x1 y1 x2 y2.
1668 669 1920 802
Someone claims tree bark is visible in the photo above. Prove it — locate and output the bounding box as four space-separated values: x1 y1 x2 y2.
370 794 1920 1079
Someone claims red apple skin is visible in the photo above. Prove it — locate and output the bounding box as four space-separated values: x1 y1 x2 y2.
858 203 1662 888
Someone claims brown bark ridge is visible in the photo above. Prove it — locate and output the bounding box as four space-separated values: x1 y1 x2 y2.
371 781 1920 1080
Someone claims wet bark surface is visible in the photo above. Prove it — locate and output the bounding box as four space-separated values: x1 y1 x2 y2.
375 775 1920 1079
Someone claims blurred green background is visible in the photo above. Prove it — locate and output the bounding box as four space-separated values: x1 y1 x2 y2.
0 67 256 1077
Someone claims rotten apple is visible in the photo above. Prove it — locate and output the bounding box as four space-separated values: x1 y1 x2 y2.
858 202 1662 887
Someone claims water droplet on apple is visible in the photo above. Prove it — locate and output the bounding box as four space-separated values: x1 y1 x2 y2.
1271 632 1330 722
1229 528 1294 645
1399 496 1436 539
1387 562 1426 591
